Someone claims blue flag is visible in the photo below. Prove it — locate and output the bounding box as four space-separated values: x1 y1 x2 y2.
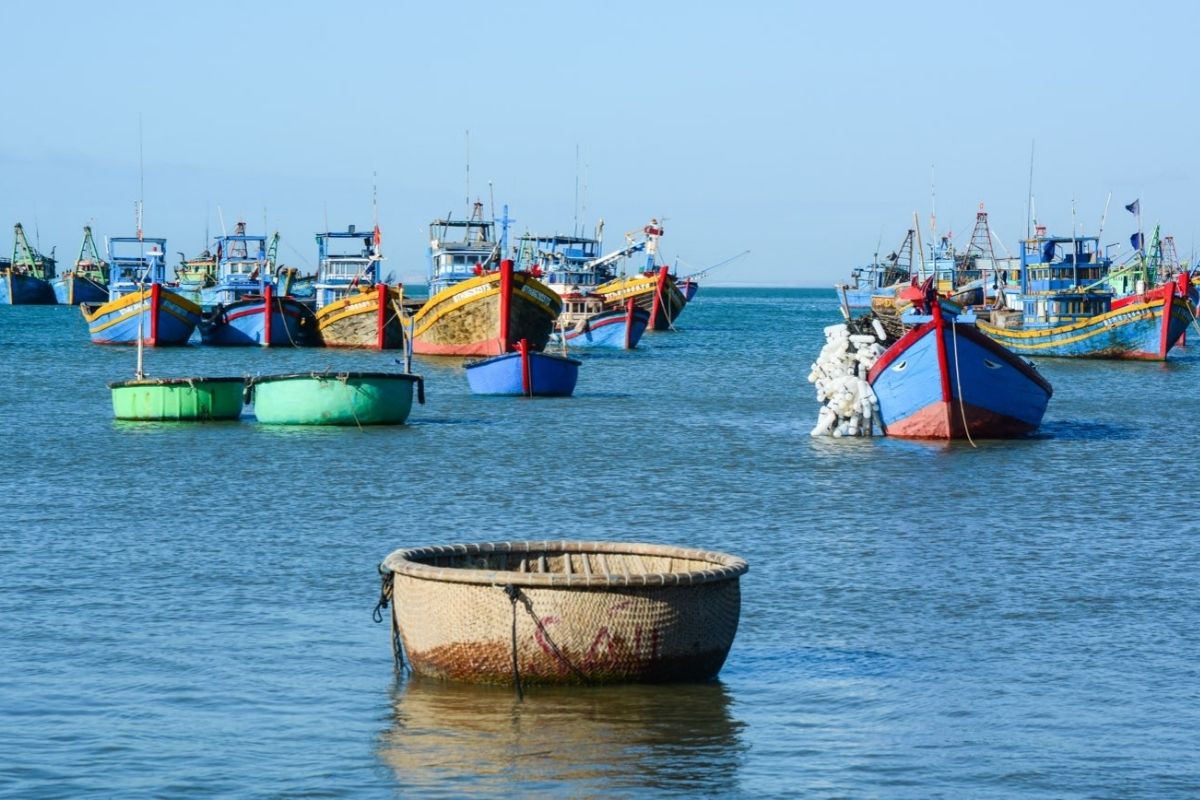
1125 199 1140 215
1131 232 1144 251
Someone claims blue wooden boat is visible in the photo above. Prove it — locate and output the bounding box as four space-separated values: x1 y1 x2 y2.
1 223 57 305
81 236 201 345
199 225 319 346
552 294 649 349
975 230 1196 360
52 226 108 305
517 228 649 348
465 339 580 397
867 281 1052 439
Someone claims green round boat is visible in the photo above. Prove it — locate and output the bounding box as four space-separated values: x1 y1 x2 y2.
248 371 424 426
109 377 245 421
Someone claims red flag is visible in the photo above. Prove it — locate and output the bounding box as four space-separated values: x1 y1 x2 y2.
373 224 382 248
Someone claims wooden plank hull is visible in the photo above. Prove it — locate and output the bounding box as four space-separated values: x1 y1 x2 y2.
409 270 560 356
200 295 319 347
316 285 406 349
82 285 201 346
52 273 108 305
0 271 56 305
595 269 686 331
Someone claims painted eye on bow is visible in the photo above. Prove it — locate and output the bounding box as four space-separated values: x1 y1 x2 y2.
983 360 1001 369
892 361 908 371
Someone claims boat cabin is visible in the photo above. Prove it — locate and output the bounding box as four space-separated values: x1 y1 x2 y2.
106 236 168 300
315 225 379 309
211 222 273 305
427 201 498 294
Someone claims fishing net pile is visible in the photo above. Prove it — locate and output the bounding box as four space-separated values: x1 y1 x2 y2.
808 318 887 437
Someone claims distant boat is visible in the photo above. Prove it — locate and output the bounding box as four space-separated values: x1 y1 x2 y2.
518 230 648 350
408 202 560 356
552 294 649 349
313 225 405 349
842 230 913 312
174 247 217 307
975 227 1195 360
248 371 425 425
868 279 1052 439
53 226 108 305
594 220 687 331
465 339 580 397
81 232 201 346
676 276 699 302
1 222 57 305
199 223 319 347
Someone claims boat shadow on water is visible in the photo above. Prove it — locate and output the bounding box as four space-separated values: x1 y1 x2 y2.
377 676 745 795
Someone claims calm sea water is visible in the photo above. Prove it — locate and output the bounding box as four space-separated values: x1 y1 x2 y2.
2 288 1199 798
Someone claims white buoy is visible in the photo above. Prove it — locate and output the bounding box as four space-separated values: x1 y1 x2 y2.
809 321 884 438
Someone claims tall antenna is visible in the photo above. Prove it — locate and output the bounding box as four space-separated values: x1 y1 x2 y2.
137 113 145 241
488 180 495 222
465 129 471 213
1025 140 1035 241
573 143 580 236
929 163 937 243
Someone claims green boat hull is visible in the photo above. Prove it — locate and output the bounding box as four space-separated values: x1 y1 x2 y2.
109 377 245 421
249 372 422 425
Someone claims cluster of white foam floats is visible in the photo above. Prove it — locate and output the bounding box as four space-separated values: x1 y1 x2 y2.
808 321 887 437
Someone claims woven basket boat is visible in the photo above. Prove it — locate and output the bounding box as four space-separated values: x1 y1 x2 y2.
379 541 748 686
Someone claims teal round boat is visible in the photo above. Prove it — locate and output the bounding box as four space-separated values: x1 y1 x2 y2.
248 371 424 426
109 377 245 421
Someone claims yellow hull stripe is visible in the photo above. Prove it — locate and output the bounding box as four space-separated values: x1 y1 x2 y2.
409 274 558 338
975 299 1161 342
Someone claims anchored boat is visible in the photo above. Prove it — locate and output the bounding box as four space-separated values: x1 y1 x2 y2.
2 222 57 305
174 247 217 307
248 371 425 425
408 203 560 356
313 225 405 349
517 230 651 350
465 338 580 397
82 232 201 345
975 227 1195 360
594 221 687 331
377 540 748 685
199 224 319 347
867 280 1052 439
52 226 108 305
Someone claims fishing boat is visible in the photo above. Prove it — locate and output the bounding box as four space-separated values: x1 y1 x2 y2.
465 338 581 397
313 225 405 349
247 371 425 425
174 247 217 307
2 223 57 305
408 203 560 356
867 279 1052 439
517 230 649 349
376 540 748 685
52 226 108 305
81 231 202 345
199 224 319 347
594 220 686 331
842 231 913 312
975 228 1195 360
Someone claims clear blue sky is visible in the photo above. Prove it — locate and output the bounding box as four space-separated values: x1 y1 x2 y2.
3 0 1196 286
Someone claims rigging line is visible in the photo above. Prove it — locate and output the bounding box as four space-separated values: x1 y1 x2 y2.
950 318 977 448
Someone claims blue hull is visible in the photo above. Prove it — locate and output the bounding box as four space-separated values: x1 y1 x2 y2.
868 310 1052 439
552 307 650 349
0 272 56 305
52 274 108 305
976 289 1193 360
84 287 201 345
466 350 581 396
200 296 319 347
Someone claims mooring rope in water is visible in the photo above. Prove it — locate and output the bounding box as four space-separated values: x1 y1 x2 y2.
503 584 525 701
501 584 592 689
373 568 406 674
950 319 977 449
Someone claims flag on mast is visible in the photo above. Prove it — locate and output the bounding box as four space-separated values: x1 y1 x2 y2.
1124 199 1140 215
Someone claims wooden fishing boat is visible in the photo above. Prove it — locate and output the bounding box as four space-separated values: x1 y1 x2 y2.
518 230 650 350
975 229 1195 360
199 226 319 346
247 371 425 425
82 234 201 345
552 294 649 350
867 280 1052 439
110 377 244 421
377 540 748 685
313 225 405 349
1 222 57 305
174 247 217 307
465 338 581 397
52 225 108 305
593 220 687 331
408 204 560 356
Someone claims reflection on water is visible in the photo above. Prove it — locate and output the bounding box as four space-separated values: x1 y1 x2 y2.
378 676 745 796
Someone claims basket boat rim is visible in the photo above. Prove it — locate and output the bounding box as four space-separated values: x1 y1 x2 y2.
108 376 245 388
381 540 748 588
248 371 420 385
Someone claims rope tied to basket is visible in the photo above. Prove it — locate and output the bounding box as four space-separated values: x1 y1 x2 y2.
374 566 406 673
503 584 524 702
501 584 592 693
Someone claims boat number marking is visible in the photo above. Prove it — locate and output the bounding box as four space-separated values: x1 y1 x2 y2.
452 285 488 304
